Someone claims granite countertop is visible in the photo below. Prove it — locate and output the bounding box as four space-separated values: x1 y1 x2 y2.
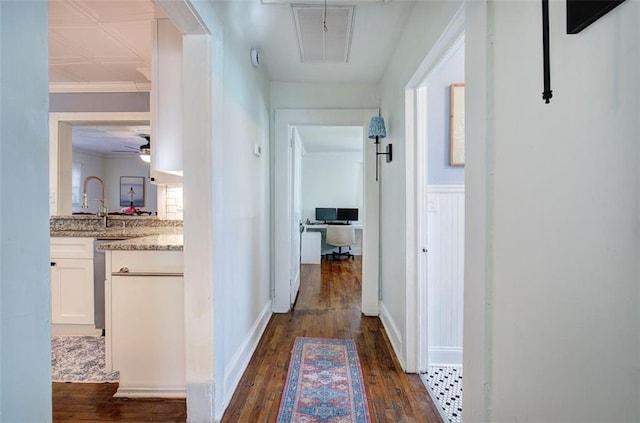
51 226 183 239
97 234 183 251
50 215 183 250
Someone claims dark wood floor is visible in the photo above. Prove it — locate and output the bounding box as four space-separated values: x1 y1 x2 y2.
221 257 442 422
52 382 186 422
53 257 442 422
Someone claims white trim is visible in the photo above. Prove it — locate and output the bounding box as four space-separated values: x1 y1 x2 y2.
218 301 273 421
49 82 151 93
379 301 405 370
428 347 463 368
404 3 465 376
428 185 465 194
50 324 101 337
273 108 379 316
160 2 217 422
114 388 186 398
406 6 466 89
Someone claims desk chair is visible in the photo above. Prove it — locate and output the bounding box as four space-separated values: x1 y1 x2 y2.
325 225 356 260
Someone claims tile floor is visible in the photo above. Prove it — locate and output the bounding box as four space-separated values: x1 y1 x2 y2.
423 366 463 423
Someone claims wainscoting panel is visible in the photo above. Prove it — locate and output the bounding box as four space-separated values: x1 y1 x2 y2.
427 185 464 367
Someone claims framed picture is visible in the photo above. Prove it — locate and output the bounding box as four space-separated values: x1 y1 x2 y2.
120 176 145 207
449 83 465 166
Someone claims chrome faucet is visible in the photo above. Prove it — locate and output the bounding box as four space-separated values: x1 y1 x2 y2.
82 176 108 218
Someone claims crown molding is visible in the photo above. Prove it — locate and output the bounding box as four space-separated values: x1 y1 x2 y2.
49 81 151 93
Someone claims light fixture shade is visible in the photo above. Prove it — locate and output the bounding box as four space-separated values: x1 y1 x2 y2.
368 116 386 139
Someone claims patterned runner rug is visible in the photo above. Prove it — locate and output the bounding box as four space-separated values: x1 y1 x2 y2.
52 336 119 383
277 337 371 423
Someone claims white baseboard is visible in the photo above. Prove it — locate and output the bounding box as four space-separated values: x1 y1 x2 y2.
114 387 186 398
379 301 405 370
52 324 101 337
216 300 273 421
429 347 463 367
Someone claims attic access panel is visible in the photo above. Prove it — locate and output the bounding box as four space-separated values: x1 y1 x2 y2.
567 0 626 34
292 5 355 63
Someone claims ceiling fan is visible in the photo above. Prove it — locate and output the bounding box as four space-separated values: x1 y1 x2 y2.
111 135 151 162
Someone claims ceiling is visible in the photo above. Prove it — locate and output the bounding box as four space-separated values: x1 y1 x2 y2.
217 0 415 83
72 124 150 156
49 0 156 93
296 126 363 153
50 0 415 153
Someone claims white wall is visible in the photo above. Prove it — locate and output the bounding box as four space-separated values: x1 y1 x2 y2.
270 82 379 110
427 45 465 185
104 156 156 213
301 152 363 223
269 82 378 222
50 92 149 113
378 0 463 368
0 1 51 421
189 2 272 419
464 1 640 422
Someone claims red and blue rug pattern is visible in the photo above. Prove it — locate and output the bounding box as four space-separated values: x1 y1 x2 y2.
277 337 371 423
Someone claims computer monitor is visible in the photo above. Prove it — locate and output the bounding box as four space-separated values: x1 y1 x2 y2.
315 207 337 222
336 208 358 223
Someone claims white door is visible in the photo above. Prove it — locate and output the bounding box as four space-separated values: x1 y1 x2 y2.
290 130 303 305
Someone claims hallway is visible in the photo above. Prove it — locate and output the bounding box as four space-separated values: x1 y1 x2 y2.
222 257 443 422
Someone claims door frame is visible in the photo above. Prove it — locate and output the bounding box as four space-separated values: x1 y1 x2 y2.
404 4 465 373
290 128 303 304
273 108 379 315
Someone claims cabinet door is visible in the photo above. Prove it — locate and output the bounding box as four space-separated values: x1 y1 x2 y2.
111 275 185 390
51 258 94 324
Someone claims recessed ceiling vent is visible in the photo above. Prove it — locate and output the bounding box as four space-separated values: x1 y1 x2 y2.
293 5 355 63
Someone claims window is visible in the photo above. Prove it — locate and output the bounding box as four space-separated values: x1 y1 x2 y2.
71 161 82 206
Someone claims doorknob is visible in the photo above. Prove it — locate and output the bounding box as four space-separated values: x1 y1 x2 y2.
422 248 428 253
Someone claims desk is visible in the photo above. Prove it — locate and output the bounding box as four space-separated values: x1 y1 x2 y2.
303 223 363 231
301 224 363 264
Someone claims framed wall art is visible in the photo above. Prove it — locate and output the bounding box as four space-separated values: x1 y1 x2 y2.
120 176 145 207
449 83 465 166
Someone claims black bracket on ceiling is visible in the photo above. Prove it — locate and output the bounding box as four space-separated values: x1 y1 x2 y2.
542 0 627 104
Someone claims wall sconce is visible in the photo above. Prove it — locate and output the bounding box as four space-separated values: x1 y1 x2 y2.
368 115 392 181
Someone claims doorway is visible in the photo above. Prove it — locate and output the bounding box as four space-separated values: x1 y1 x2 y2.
273 109 379 315
293 125 365 301
405 4 465 422
48 2 217 420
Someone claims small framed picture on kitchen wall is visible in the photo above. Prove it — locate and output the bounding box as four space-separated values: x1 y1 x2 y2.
120 176 145 207
449 83 465 166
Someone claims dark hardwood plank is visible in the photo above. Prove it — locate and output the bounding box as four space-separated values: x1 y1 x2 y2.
221 257 443 423
52 383 186 422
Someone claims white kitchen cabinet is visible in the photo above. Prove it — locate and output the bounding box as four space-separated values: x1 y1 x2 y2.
150 18 183 185
105 249 185 398
50 237 98 336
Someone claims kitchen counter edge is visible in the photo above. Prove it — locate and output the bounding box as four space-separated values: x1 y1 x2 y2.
96 234 183 251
